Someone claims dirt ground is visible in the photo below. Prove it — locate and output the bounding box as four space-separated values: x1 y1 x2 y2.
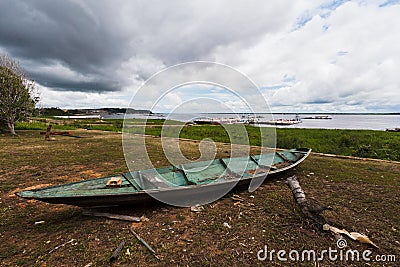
0 130 399 266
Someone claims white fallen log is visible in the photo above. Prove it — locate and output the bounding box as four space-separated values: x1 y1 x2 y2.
285 175 332 223
286 175 379 249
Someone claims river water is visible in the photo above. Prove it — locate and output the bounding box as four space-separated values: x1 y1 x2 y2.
105 113 400 131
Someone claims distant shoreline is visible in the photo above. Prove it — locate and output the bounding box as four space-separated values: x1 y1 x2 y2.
183 112 400 115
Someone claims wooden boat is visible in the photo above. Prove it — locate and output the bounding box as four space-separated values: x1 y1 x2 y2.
16 148 311 207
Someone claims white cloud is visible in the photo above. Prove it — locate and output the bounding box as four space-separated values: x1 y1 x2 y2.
224 1 400 112
3 0 398 112
37 84 131 109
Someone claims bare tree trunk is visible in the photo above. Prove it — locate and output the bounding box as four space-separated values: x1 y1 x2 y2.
7 121 15 135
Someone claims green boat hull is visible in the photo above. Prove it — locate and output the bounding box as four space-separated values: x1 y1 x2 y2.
16 148 311 207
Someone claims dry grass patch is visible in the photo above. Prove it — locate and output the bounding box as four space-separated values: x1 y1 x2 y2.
0 131 399 266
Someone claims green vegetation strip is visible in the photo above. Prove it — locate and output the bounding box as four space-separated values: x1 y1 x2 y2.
138 125 400 161
15 119 400 161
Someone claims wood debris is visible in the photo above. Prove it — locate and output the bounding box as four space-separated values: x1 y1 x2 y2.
231 194 244 202
48 239 75 254
190 204 204 212
223 222 232 229
130 226 159 260
323 224 379 248
285 175 332 223
286 175 379 249
140 215 150 222
44 124 53 141
82 210 141 222
110 241 125 261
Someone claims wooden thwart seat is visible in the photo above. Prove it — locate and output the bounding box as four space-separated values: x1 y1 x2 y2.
106 177 123 188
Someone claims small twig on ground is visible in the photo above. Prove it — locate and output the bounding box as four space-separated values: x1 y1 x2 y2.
48 239 75 254
110 241 125 262
129 226 160 260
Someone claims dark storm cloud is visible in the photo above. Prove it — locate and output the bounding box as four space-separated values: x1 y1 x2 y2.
0 0 136 91
31 71 121 92
0 0 297 93
0 1 114 66
304 99 332 105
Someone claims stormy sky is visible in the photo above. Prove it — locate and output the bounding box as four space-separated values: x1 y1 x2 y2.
0 0 399 112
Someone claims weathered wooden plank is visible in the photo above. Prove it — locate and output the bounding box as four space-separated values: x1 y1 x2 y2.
82 210 141 222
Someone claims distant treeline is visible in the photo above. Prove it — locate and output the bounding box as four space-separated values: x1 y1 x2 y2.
37 107 152 116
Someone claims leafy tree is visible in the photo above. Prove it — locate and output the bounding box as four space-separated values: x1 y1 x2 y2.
0 54 39 135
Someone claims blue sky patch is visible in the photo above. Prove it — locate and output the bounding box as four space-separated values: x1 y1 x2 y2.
337 51 348 56
293 0 349 31
379 0 400 7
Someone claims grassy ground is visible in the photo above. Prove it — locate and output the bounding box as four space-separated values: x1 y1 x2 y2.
0 130 399 266
15 118 182 132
